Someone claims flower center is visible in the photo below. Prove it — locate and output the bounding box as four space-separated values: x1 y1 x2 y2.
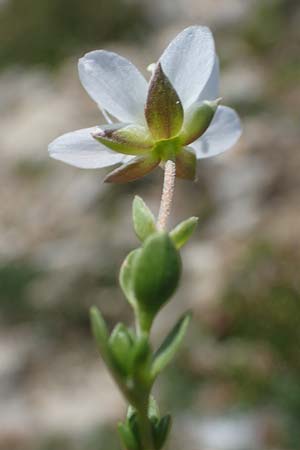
153 136 182 161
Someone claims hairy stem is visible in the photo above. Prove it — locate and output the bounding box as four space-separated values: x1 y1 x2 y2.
157 159 176 231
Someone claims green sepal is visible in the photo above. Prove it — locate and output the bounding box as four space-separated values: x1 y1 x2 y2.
151 312 192 379
90 307 109 355
132 196 157 242
93 124 153 156
175 147 196 181
145 63 184 140
118 421 140 450
119 249 141 308
152 415 172 450
104 154 160 183
170 217 198 249
132 232 181 323
179 99 220 145
108 323 134 375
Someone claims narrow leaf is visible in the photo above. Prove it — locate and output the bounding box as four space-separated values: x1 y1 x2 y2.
145 63 184 140
153 415 172 450
151 312 192 378
132 196 157 242
148 395 160 420
131 335 150 368
170 216 198 249
126 405 137 422
109 323 134 375
119 249 141 308
90 307 109 355
127 412 141 447
118 422 140 450
104 154 160 183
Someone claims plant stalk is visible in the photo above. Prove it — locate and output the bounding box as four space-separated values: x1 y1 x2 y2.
157 159 176 231
136 398 155 450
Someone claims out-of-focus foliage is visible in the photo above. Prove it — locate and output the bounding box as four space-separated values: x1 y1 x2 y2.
223 242 300 365
0 0 149 68
242 0 300 88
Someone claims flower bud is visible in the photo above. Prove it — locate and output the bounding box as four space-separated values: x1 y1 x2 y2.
131 232 181 326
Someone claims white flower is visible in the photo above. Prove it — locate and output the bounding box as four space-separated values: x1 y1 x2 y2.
48 26 242 182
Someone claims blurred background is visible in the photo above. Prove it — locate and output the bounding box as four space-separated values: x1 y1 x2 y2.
0 0 300 449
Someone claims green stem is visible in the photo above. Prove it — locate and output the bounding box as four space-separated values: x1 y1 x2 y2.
136 397 155 450
136 307 153 336
134 313 155 450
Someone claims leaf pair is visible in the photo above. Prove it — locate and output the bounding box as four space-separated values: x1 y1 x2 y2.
118 397 172 450
90 307 192 390
90 308 151 401
132 195 198 249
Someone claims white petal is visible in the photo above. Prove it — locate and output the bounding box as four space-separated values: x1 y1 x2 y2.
191 106 242 159
198 54 220 102
159 26 215 110
78 51 148 123
48 126 133 169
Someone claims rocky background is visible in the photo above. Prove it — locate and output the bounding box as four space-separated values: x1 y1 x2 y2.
0 0 300 449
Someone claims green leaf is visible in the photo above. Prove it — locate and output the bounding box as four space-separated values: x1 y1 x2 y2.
131 335 151 368
148 395 160 420
127 412 141 447
153 415 172 450
119 249 141 308
118 421 140 450
90 306 109 355
126 405 137 422
170 216 198 249
145 63 184 140
151 312 192 378
132 196 157 242
132 232 181 319
108 323 134 375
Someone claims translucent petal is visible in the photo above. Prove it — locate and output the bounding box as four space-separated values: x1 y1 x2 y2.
198 54 220 102
159 26 215 110
190 106 242 159
78 51 148 123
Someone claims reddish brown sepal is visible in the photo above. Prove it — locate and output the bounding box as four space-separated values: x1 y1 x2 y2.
104 154 160 183
175 147 196 181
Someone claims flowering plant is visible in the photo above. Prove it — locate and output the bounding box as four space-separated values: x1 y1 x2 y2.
49 26 241 450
